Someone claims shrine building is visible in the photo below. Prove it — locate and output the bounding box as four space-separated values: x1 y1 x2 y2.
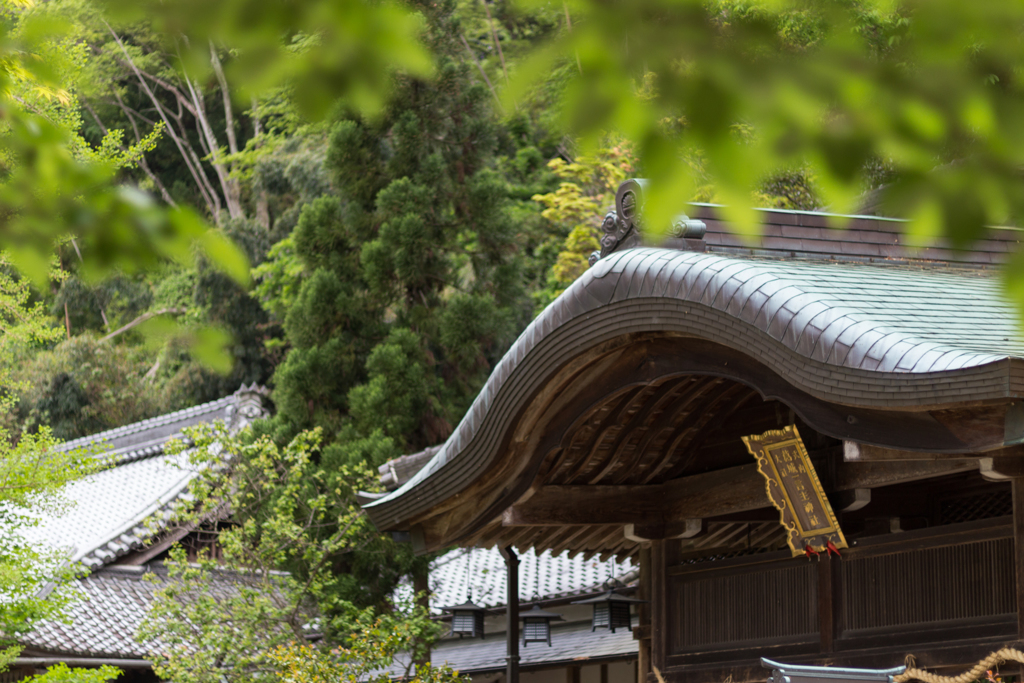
364 179 1024 683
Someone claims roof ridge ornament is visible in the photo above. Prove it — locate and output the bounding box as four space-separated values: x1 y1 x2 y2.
227 383 272 430
589 178 707 266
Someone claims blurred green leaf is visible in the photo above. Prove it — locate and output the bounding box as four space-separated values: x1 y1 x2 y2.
198 230 252 287
98 0 434 120
507 0 1024 264
190 325 233 375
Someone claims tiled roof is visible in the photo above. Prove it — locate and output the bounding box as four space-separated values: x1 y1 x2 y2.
584 251 1024 373
59 387 261 466
21 451 195 569
24 385 269 571
416 547 635 611
366 247 1024 533
24 548 631 660
389 621 638 676
24 566 158 659
692 204 1021 268
22 564 261 660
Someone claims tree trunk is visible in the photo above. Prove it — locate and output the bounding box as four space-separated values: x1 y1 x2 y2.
106 24 224 222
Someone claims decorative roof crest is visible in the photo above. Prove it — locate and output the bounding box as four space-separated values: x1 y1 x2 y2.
589 178 706 266
228 383 271 430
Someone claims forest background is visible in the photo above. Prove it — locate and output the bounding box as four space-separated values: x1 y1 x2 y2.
1 1 661 678
5 0 1024 680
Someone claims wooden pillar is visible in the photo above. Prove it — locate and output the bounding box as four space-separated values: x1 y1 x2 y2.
413 561 431 667
1014 477 1024 643
501 546 521 683
567 665 581 683
601 663 609 683
637 545 652 683
818 555 834 653
650 540 667 678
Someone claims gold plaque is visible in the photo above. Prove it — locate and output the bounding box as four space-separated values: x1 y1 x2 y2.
742 425 847 557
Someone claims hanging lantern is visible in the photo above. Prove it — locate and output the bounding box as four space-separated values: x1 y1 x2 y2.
572 590 647 633
520 605 563 647
441 599 486 639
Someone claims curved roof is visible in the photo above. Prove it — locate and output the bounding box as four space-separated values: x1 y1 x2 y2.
365 247 1024 534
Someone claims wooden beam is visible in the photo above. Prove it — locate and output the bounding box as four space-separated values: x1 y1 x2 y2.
610 378 707 485
833 459 977 490
501 546 520 683
981 457 1024 481
588 379 695 485
829 488 871 512
650 540 666 676
625 519 702 542
505 486 662 526
637 545 652 683
504 459 978 527
567 525 618 559
642 383 747 484
818 557 835 654
845 440 1024 462
560 386 646 485
548 525 596 556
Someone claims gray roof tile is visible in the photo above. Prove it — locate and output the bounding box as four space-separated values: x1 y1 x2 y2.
27 548 634 661
415 622 637 675
23 565 259 659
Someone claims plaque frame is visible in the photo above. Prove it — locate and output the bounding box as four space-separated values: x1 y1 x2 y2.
742 425 848 557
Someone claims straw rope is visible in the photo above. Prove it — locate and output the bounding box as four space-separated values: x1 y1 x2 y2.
894 649 1024 683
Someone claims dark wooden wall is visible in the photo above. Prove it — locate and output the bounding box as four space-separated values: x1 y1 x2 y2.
649 517 1018 683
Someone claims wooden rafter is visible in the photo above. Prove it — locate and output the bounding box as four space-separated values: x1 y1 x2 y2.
585 378 696 484
642 382 751 484
602 377 712 485
554 386 647 485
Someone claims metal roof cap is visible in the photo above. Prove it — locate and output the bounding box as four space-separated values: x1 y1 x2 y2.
762 658 906 683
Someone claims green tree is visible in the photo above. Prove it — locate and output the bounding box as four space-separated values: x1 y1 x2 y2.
0 255 115 683
138 424 461 683
240 0 551 613
531 140 636 308
7 336 158 440
0 0 247 292
511 0 1024 258
266 0 530 458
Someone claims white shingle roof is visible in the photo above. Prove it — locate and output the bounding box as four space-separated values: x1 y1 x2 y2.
22 451 194 568
25 385 268 571
421 547 636 611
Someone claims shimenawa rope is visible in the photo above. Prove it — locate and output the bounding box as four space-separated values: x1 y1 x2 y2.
894 648 1024 683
